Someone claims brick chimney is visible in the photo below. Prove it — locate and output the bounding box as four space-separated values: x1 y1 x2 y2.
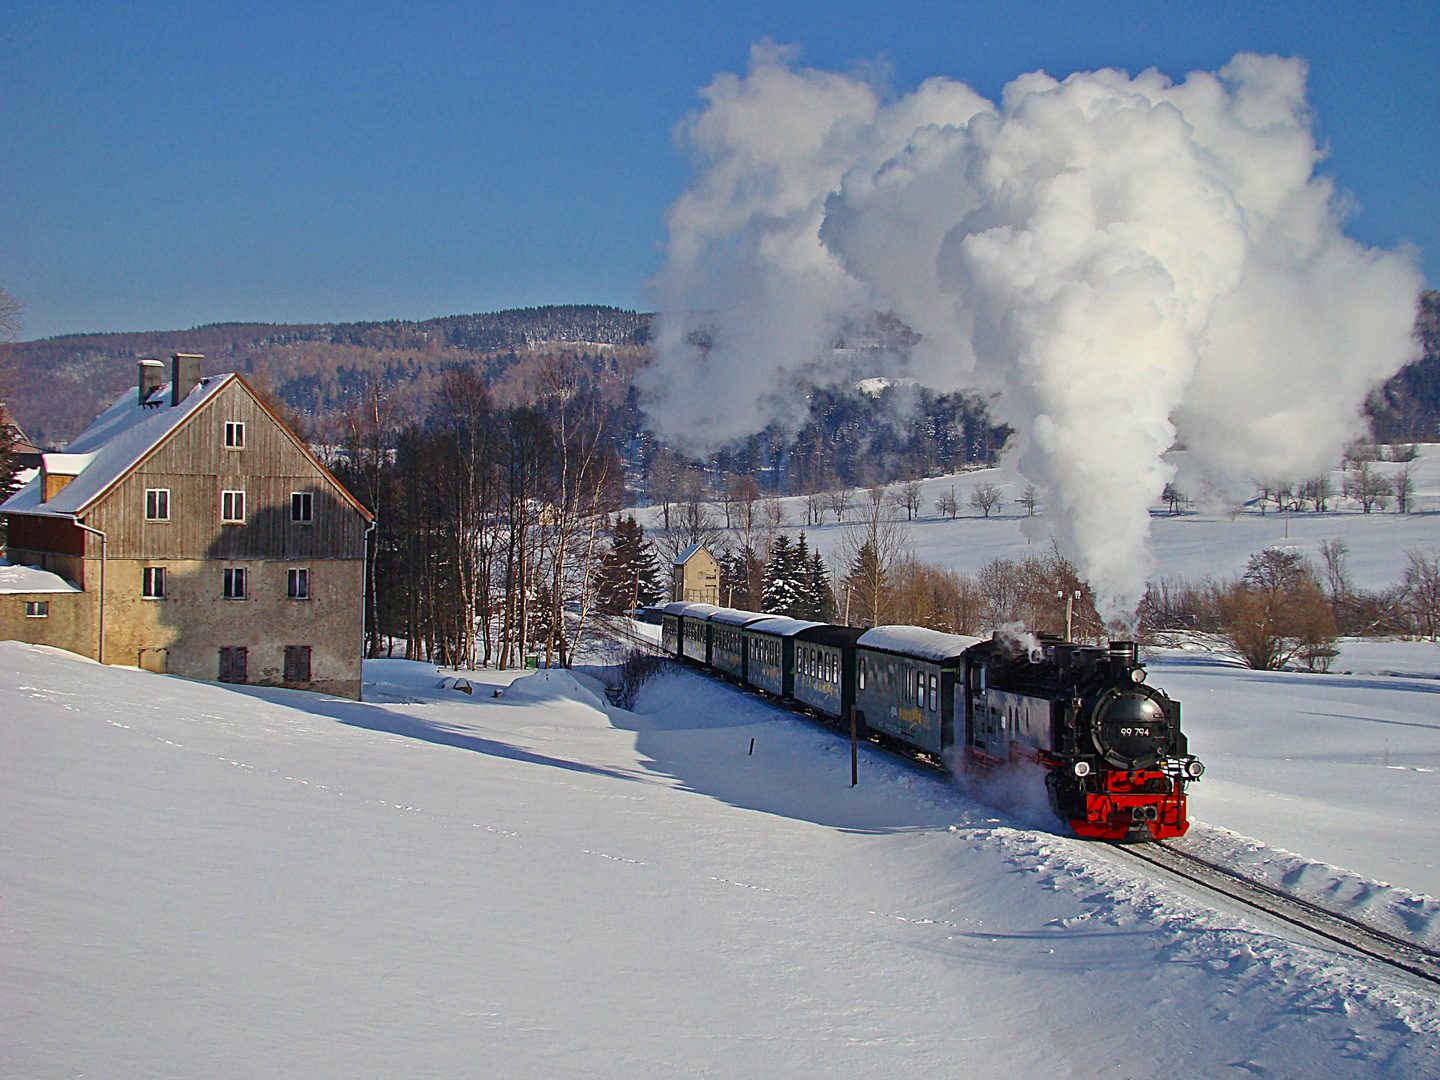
171 353 203 406
137 358 165 405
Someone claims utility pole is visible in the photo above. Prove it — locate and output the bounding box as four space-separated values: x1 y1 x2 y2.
850 707 860 786
1058 588 1082 641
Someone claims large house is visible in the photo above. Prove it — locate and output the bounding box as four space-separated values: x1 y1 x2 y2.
0 355 372 698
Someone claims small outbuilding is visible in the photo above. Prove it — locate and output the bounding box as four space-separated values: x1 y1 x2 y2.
671 543 719 605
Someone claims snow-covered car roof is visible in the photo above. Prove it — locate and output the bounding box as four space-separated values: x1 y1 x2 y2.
857 625 983 662
662 602 721 619
706 607 768 627
744 617 823 638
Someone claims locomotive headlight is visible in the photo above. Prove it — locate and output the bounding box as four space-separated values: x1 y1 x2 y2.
1073 760 1092 778
1130 667 1146 683
1185 759 1205 779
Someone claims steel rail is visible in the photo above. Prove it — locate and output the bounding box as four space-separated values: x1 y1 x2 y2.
1115 840 1440 988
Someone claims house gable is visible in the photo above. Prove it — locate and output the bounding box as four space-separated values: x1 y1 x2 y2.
82 377 369 562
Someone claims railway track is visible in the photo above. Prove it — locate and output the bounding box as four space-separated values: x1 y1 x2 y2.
616 627 1440 987
1113 840 1440 988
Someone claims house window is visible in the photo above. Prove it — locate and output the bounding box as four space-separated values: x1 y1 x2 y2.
930 673 939 712
223 567 247 599
219 646 247 684
225 422 245 448
25 601 48 618
142 566 166 599
291 491 313 524
145 488 170 521
221 490 246 523
287 567 309 600
284 645 312 682
858 659 866 690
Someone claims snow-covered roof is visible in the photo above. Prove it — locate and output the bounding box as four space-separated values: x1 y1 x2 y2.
673 543 710 566
857 625 983 662
662 601 721 618
706 607 767 627
41 452 98 475
744 617 822 638
0 561 81 594
0 375 233 518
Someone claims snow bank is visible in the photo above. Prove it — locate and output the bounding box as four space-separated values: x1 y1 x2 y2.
500 668 608 711
1174 822 1440 952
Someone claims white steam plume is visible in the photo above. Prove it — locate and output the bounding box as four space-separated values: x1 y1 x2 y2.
643 46 1423 625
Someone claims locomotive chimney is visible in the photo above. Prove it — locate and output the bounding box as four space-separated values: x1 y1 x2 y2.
137 358 165 405
171 353 203 406
1108 641 1138 667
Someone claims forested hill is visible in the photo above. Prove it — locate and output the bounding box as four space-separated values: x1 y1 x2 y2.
1369 290 1440 442
5 294 1439 457
0 305 652 445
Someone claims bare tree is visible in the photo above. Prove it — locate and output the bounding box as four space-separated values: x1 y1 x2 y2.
1402 549 1440 640
338 379 407 658
1301 473 1334 512
1218 548 1335 670
936 487 960 519
1318 538 1350 602
838 486 912 626
1343 460 1390 513
829 488 854 523
0 284 21 340
969 482 1004 518
759 495 788 559
1393 464 1415 514
730 474 761 542
804 489 828 527
647 448 680 530
1020 483 1040 517
891 480 923 521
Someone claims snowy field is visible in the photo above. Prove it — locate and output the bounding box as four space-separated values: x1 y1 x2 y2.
4 641 1440 1077
637 444 1440 591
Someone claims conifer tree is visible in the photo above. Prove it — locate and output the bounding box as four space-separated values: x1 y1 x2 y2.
806 544 836 621
792 532 833 620
845 540 885 627
761 533 806 616
595 515 660 614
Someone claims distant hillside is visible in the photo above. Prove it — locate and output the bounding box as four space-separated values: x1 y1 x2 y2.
1368 291 1440 442
0 306 652 446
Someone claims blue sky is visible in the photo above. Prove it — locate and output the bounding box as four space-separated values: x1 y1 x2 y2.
2 0 1435 339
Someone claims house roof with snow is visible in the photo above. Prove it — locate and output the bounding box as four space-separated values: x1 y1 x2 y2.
0 373 371 521
0 560 81 594
672 543 712 566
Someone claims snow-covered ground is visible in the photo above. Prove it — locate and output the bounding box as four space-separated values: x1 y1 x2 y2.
638 444 1440 591
4 641 1440 1076
1147 647 1440 930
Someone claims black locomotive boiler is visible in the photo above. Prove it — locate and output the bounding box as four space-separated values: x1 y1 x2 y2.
657 602 1204 841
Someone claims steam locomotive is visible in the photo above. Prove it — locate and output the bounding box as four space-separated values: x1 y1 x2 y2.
658 602 1204 841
